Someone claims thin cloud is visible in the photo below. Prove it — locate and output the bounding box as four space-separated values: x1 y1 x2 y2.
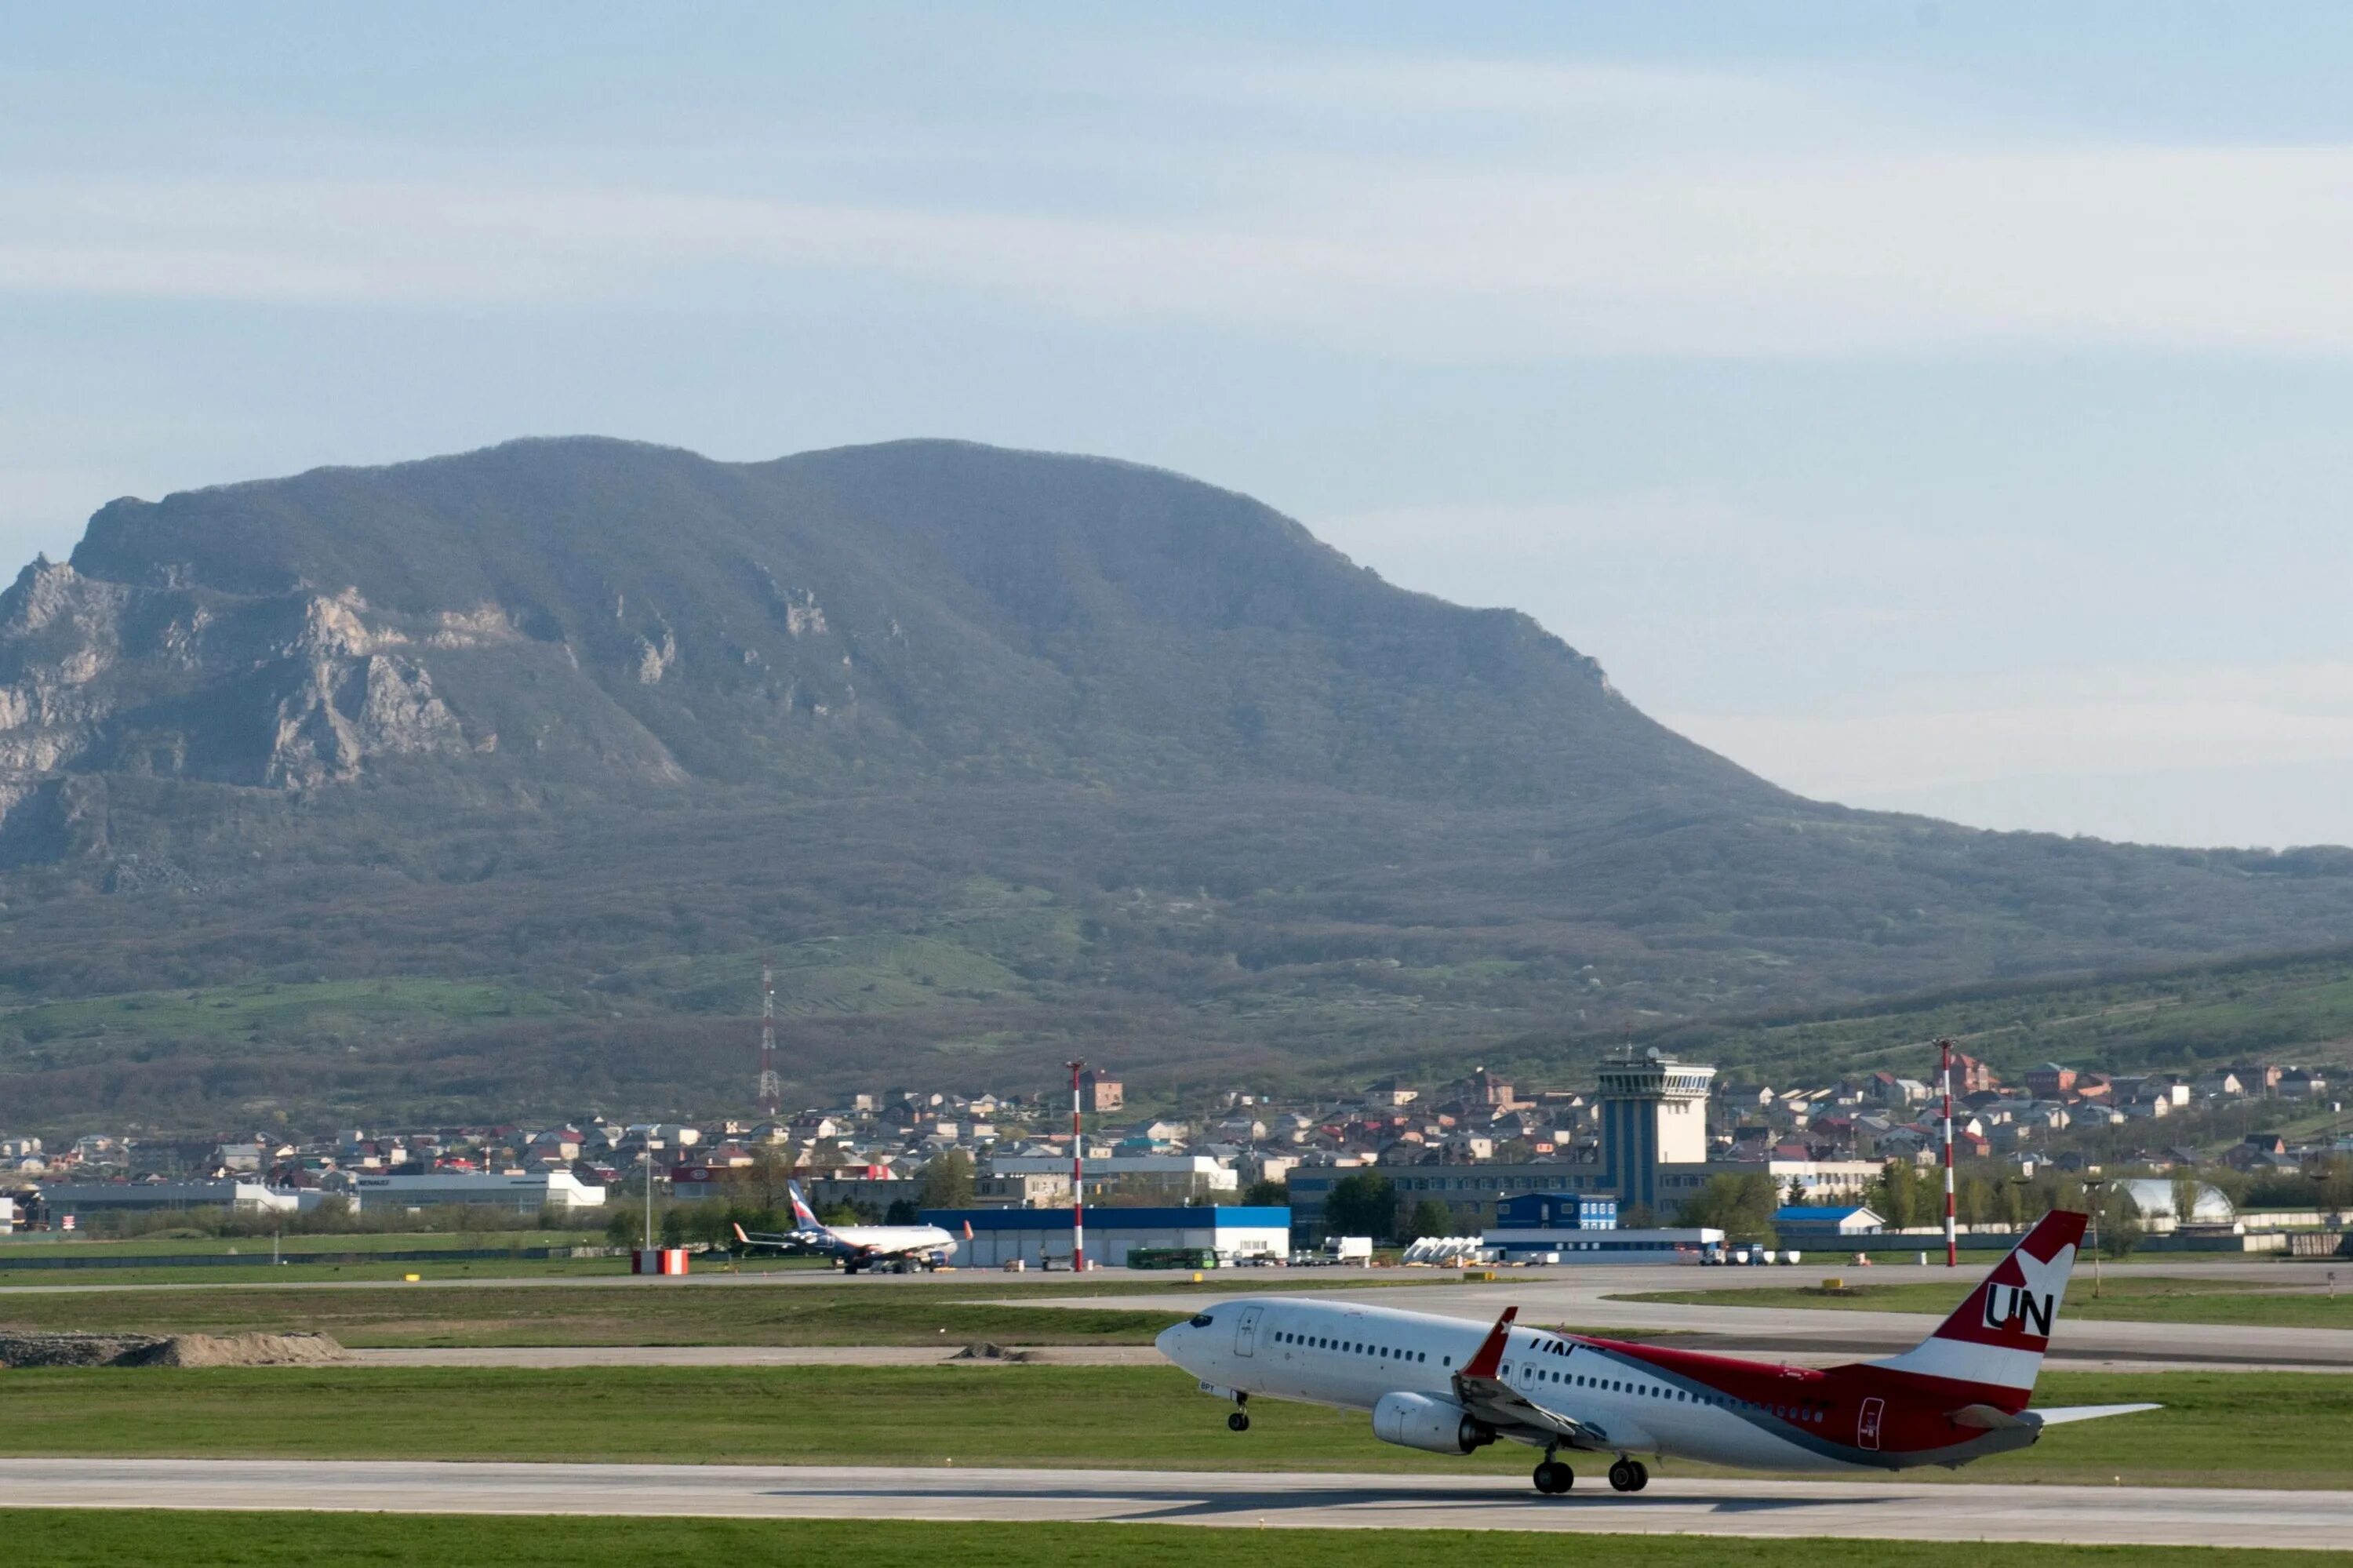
8 60 2353 358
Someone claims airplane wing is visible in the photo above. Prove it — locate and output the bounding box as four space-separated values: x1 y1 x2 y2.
732 1221 827 1251
1450 1307 1609 1446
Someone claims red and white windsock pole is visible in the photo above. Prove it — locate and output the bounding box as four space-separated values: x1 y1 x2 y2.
1940 1036 1958 1268
1067 1059 1087 1274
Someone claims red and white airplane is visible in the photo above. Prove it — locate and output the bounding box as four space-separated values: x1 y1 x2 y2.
730 1181 958 1273
1155 1208 2155 1493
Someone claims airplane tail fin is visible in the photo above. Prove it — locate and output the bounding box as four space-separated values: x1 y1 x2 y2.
733 1221 751 1244
786 1180 824 1230
1867 1207 2086 1402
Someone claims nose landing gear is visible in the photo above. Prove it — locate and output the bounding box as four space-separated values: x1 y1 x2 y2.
1227 1392 1250 1432
1606 1457 1649 1493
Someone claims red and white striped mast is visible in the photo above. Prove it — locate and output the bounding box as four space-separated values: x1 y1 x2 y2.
1940 1036 1957 1268
755 962 780 1121
1067 1059 1087 1274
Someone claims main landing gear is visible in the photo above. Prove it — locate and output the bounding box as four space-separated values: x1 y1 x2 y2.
1607 1457 1650 1493
1227 1393 1251 1432
1532 1456 1574 1494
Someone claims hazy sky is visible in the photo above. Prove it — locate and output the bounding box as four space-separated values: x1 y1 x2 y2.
6 5 2351 849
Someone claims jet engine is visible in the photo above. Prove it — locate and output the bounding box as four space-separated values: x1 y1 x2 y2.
1371 1392 1493 1454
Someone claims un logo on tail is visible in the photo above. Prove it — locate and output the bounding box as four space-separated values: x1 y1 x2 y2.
1983 1282 2054 1337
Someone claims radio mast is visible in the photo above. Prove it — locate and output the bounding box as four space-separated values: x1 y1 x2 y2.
756 962 781 1119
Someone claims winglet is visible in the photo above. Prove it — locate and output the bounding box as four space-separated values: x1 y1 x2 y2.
1463 1306 1518 1379
733 1222 751 1243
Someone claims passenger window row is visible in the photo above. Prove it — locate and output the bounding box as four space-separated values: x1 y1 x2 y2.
1273 1330 1428 1363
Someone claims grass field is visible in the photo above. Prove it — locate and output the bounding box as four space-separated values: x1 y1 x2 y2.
1620 1275 2353 1329
0 1230 605 1257
0 1364 2332 1489
0 1255 681 1287
0 1230 649 1287
3 1513 2333 1568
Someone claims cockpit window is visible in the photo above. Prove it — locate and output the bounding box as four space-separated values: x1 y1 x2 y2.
1188 1313 1216 1328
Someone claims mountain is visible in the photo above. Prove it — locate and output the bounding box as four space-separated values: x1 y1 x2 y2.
2 436 2351 1132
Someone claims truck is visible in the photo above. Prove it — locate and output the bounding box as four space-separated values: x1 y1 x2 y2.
1126 1246 1219 1271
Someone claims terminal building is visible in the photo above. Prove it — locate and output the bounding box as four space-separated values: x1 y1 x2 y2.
922 1204 1289 1268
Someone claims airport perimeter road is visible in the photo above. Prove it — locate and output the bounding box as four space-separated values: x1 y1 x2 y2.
2 1459 2345 1548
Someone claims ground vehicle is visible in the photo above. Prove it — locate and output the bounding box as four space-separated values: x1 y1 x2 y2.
1128 1246 1220 1270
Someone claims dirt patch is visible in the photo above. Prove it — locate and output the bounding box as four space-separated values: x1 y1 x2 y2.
0 1331 346 1369
949 1341 1038 1362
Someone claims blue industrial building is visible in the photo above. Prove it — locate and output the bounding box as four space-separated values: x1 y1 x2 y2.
1496 1192 1617 1230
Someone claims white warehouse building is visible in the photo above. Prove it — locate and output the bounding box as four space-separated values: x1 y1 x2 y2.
923 1205 1288 1268
342 1170 606 1213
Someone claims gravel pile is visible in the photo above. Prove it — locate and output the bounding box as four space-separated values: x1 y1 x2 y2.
0 1331 346 1368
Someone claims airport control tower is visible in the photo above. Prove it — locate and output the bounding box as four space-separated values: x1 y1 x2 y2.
1598 1048 1715 1212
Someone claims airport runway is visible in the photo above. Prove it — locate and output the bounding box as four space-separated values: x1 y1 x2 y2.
0 1458 2341 1548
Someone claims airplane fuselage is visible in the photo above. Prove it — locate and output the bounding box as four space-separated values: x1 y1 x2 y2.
826 1224 957 1262
1156 1296 2041 1474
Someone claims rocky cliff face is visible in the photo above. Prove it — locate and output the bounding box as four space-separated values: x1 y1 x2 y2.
3 436 1757 837
0 558 475 803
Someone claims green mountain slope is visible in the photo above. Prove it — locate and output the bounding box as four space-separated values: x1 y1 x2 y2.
1 437 2350 1131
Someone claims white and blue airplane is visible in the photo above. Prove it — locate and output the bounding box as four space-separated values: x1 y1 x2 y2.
731 1181 960 1273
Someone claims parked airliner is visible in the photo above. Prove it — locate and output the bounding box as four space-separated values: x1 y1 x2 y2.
1157 1208 2154 1493
731 1181 958 1272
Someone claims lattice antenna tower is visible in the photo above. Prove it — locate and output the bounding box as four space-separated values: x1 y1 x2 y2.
755 962 782 1119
